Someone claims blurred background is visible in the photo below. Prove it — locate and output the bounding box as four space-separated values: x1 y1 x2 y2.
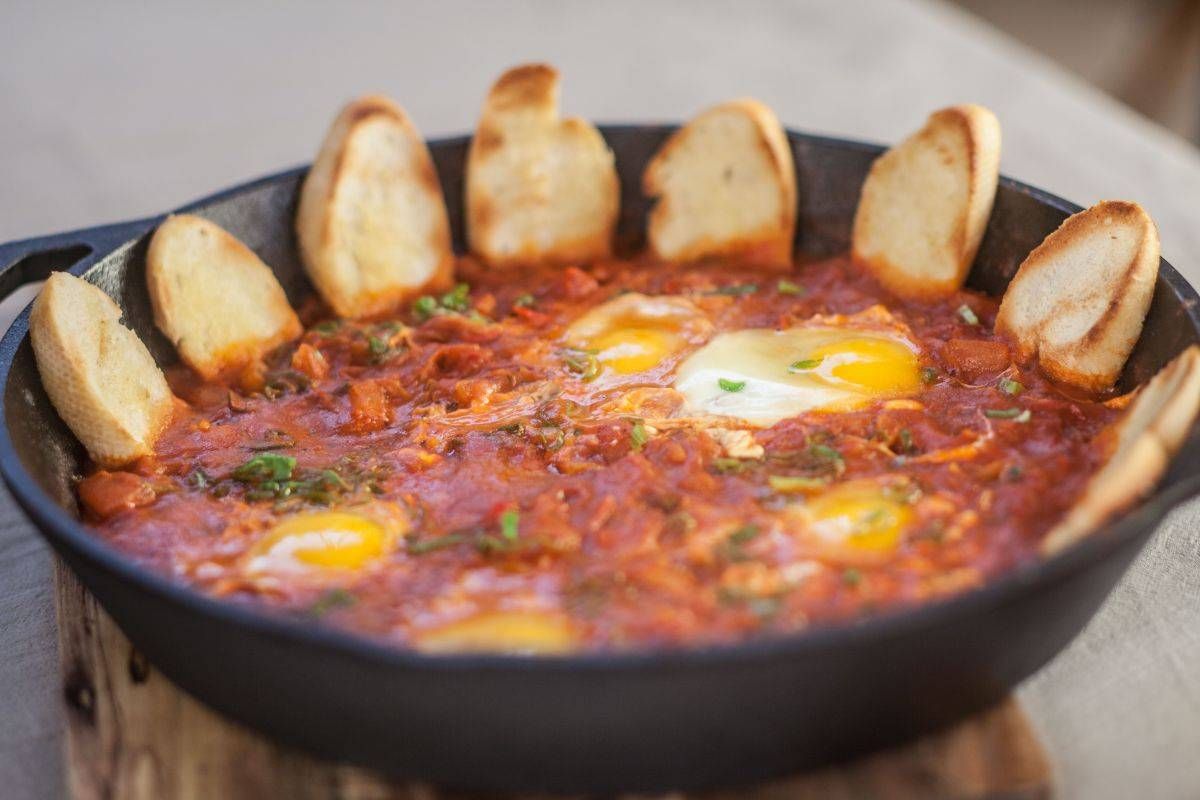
2 0 1199 243
954 0 1200 142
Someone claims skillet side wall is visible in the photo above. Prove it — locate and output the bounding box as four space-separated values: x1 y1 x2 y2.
1 126 1198 792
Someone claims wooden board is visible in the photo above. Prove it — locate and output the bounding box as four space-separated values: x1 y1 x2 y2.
55 559 1051 800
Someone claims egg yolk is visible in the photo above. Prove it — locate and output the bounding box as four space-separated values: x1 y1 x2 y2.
806 483 914 551
247 511 394 573
415 611 579 655
673 324 924 425
590 326 683 374
564 294 708 377
806 336 922 394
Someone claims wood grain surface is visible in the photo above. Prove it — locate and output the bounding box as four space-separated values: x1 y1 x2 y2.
55 559 1050 800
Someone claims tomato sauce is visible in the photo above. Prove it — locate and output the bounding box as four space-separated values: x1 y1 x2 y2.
79 255 1121 650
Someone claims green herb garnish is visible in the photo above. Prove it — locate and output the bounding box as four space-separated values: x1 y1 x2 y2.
499 508 520 541
513 293 535 308
629 419 648 451
718 378 746 392
842 568 863 587
311 320 341 336
562 348 601 381
412 295 439 320
232 453 296 482
767 474 828 493
777 279 805 296
308 588 356 617
727 524 761 545
712 457 747 475
957 304 980 325
920 366 939 385
984 407 1029 421
711 283 758 296
788 358 822 372
440 282 471 312
406 533 468 555
998 377 1025 396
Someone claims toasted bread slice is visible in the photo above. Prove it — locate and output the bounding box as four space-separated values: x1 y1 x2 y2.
31 272 174 467
995 201 1159 390
643 99 795 265
297 95 453 318
851 105 1001 297
467 64 619 267
1042 345 1200 554
147 215 301 380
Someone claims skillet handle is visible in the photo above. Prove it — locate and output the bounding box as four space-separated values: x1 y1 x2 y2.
0 218 157 302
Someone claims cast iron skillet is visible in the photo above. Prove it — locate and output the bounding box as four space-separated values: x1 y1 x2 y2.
1 127 1199 793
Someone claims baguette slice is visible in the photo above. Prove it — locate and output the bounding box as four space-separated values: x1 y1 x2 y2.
31 272 174 467
995 201 1159 390
1042 345 1200 554
852 104 1001 297
147 214 301 380
467 63 618 267
297 95 453 318
644 99 795 265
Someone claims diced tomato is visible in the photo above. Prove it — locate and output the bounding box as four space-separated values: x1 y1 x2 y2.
290 343 330 381
345 380 392 434
78 471 155 519
557 266 599 299
942 338 1011 379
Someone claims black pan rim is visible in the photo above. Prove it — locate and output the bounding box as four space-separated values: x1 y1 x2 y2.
2 125 1198 674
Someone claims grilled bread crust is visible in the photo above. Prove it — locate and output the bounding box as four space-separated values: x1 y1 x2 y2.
147 214 301 380
467 64 619 268
1042 345 1200 554
995 201 1159 391
644 99 796 265
852 104 1001 297
297 95 453 318
31 272 174 467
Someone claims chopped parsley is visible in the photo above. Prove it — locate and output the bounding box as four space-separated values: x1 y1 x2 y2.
920 366 939 385
842 568 863 587
718 378 746 392
412 295 439 320
727 524 761 545
712 457 748 475
311 320 341 336
220 453 382 506
957 304 980 325
231 453 296 483
777 279 805 296
405 532 468 555
499 508 520 541
308 588 356 617
412 282 477 321
767 474 828 493
629 419 649 451
440 283 471 312
513 293 536 308
788 358 822 372
719 523 762 561
998 377 1025 396
984 407 1031 422
562 348 601 381
710 283 758 296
